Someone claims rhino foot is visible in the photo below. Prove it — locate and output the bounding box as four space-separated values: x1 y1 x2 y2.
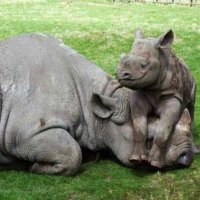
20 128 82 176
148 144 164 168
150 161 162 169
129 142 147 163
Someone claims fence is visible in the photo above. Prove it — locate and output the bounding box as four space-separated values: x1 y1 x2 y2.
109 0 200 6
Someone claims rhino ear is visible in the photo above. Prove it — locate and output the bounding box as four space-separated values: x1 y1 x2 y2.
178 109 191 129
91 93 115 119
134 29 144 39
156 29 174 48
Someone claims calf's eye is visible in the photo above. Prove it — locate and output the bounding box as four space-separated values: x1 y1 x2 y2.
141 62 147 69
124 61 129 67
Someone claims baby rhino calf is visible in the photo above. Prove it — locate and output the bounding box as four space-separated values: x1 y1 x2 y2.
116 29 196 168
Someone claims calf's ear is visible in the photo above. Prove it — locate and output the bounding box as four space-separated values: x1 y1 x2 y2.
91 92 115 119
156 29 174 48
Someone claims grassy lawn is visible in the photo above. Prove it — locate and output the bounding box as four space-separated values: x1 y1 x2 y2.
0 0 200 199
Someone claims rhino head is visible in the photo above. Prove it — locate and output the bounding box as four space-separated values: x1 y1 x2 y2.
91 88 135 167
116 29 174 89
91 88 195 169
147 109 195 168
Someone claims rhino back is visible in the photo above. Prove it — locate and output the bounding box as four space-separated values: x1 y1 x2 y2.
159 48 195 105
0 33 106 156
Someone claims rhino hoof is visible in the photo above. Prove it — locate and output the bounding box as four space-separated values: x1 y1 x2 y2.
129 155 140 162
129 154 147 163
150 161 162 169
141 155 148 161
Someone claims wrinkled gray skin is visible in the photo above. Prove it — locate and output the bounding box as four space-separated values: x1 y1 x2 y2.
117 29 196 168
0 34 194 176
148 109 194 167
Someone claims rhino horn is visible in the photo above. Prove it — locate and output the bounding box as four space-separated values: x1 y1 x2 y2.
134 29 144 39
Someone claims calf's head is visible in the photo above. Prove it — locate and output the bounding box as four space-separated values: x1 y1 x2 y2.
117 29 174 89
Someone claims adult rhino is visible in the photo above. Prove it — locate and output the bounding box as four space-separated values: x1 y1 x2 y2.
0 34 195 176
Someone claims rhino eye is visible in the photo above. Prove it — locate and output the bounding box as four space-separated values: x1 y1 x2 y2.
141 62 147 69
124 61 129 67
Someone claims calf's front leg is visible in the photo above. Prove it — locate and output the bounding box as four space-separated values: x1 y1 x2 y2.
148 98 182 168
129 91 152 163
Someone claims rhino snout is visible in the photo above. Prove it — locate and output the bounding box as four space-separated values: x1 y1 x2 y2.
176 150 193 167
117 71 132 80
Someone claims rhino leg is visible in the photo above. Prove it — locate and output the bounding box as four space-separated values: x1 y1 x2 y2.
24 128 82 176
129 92 151 162
148 98 181 168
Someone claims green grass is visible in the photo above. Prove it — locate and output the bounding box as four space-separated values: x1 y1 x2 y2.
0 0 200 199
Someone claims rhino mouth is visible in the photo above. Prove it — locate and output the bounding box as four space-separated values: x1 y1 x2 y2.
118 73 147 89
117 71 147 81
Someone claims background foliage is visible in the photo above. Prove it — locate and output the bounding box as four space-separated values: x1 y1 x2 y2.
0 0 200 199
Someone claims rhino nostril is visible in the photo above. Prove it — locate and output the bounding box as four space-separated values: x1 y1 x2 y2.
177 151 193 167
123 72 131 79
